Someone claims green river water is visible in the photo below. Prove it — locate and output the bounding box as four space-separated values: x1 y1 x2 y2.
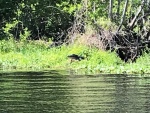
0 70 150 113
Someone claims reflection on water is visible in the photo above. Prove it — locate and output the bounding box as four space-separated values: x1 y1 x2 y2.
0 71 150 113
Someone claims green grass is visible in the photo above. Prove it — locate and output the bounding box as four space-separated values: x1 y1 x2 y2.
0 39 150 74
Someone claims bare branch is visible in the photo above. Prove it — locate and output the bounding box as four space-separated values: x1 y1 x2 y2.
128 1 145 30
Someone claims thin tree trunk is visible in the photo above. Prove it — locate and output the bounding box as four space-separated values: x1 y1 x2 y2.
117 0 129 33
85 0 88 21
92 1 96 22
108 0 113 20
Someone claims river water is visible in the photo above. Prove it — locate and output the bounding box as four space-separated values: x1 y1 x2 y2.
0 70 150 113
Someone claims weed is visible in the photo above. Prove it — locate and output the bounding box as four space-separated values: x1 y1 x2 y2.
0 39 149 74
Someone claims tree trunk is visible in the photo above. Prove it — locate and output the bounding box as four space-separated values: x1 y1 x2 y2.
108 0 113 20
117 0 129 32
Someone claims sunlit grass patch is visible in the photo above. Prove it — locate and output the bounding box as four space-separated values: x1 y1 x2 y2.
0 39 150 74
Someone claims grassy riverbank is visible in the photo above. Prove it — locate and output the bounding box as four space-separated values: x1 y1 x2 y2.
0 39 150 74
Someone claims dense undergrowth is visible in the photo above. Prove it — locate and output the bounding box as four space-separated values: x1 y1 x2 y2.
0 39 150 74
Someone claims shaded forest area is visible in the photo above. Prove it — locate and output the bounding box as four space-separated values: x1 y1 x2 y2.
0 0 150 62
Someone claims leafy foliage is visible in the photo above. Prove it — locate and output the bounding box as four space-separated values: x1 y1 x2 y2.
0 0 79 41
0 0 149 41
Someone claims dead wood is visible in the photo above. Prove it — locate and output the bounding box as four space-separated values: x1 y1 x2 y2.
93 21 150 62
128 1 144 30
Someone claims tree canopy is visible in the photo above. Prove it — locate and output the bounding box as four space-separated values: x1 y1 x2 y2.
0 0 150 42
